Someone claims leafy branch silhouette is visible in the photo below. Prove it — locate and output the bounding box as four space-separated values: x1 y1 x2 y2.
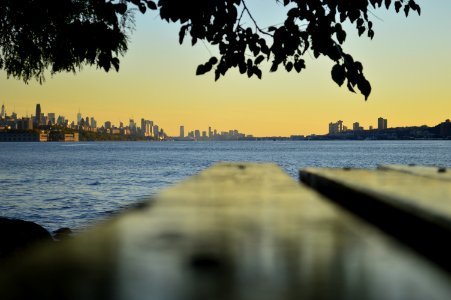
0 0 420 99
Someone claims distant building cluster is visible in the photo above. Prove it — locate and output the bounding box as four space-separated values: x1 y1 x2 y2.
329 117 388 135
177 125 253 141
0 103 168 141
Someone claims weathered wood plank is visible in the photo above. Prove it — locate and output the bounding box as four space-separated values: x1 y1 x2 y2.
1 163 451 300
300 167 451 271
379 164 451 181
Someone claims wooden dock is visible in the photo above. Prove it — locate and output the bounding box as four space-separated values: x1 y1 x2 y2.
1 163 451 299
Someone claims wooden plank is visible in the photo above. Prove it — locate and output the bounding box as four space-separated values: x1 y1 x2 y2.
300 167 451 271
1 163 451 300
379 164 451 181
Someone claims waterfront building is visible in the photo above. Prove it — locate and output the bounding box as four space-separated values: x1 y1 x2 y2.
48 113 56 125
57 116 66 127
0 104 5 118
329 120 345 134
194 130 201 139
353 122 361 131
129 119 136 134
153 125 159 139
329 122 339 134
378 117 388 130
0 131 47 142
105 121 112 129
90 117 97 129
180 125 185 138
17 118 33 130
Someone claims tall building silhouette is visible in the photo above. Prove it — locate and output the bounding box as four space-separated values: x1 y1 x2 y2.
0 104 5 118
180 126 185 138
35 104 41 127
378 117 388 130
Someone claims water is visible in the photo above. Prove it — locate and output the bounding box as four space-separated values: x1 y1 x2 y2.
1 140 450 232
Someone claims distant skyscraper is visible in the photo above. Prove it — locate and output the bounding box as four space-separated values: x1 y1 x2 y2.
0 104 5 118
90 117 97 129
194 130 201 139
105 121 112 129
378 117 388 130
180 125 185 138
208 126 212 138
153 125 159 139
77 111 82 125
48 113 56 125
129 119 136 134
35 104 41 126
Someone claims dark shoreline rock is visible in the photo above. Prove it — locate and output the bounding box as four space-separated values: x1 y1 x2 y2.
0 217 53 260
52 227 73 241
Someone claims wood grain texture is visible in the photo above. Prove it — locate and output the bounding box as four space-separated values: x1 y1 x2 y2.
300 167 451 272
1 163 451 300
378 164 451 181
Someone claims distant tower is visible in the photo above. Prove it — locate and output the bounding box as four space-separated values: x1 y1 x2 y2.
378 117 388 130
0 104 5 118
77 110 82 125
180 125 185 138
35 104 41 126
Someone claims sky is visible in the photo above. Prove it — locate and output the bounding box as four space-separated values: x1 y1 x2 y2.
1 0 450 136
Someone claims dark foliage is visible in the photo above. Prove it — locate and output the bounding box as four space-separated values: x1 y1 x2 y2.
0 0 420 99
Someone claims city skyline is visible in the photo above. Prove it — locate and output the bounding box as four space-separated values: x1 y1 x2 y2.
2 102 450 139
1 1 450 136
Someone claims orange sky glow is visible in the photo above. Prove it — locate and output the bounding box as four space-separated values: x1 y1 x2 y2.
1 1 449 136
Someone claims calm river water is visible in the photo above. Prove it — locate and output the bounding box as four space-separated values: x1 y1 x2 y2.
1 140 450 232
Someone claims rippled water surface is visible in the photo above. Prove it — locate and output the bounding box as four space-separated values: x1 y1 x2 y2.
1 140 450 232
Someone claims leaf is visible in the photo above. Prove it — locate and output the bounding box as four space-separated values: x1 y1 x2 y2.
394 1 402 13
209 57 218 65
138 3 146 14
196 64 205 75
270 62 278 72
404 5 410 17
111 57 120 72
287 8 299 18
114 3 127 15
357 26 365 36
347 81 356 93
384 0 391 9
354 61 363 72
253 67 262 79
239 61 247 74
146 1 157 10
254 55 265 65
247 67 253 78
336 27 346 44
294 60 305 73
215 70 220 81
268 26 277 32
179 25 188 44
357 78 372 100
331 64 346 87
285 61 293 72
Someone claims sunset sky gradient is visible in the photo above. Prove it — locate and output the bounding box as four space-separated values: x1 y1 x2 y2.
1 0 450 136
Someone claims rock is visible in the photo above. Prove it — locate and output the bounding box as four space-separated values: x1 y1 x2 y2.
0 217 53 260
53 227 73 241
